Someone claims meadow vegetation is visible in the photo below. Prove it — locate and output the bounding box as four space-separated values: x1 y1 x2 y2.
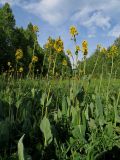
0 3 120 160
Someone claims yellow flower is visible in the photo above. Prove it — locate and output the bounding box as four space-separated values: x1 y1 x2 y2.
19 67 23 73
45 37 54 49
62 59 67 66
15 49 23 60
7 62 11 66
66 49 72 57
32 55 38 63
108 45 118 58
82 40 88 55
33 25 39 32
82 40 88 49
76 45 80 52
69 26 78 37
54 38 64 53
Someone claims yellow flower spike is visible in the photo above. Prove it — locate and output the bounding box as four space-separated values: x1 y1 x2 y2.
66 49 72 57
19 67 23 73
62 59 67 66
54 38 64 53
82 40 88 49
82 40 88 55
69 26 78 37
15 49 23 60
108 45 118 58
33 25 39 32
45 37 54 49
32 55 38 63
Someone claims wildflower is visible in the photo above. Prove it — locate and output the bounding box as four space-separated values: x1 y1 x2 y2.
82 40 88 49
54 38 64 53
66 49 72 57
32 55 38 63
62 59 67 66
82 40 88 55
33 25 39 32
19 67 23 73
108 45 118 58
15 49 23 60
45 37 54 49
69 26 78 37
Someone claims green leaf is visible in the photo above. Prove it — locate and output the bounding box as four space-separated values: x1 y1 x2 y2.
46 96 52 107
40 116 53 147
62 96 67 116
18 134 25 160
40 92 46 106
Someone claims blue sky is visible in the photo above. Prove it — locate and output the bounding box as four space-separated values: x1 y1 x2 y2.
0 0 120 59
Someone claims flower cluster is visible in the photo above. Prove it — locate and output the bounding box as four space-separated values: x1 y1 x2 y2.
19 67 23 73
15 49 23 60
32 55 38 63
69 26 78 37
54 38 64 53
82 40 88 55
45 37 54 49
108 45 118 58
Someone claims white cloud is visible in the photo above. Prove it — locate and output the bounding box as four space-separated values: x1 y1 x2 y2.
82 11 110 29
1 0 120 37
23 0 66 25
108 25 120 37
88 34 96 38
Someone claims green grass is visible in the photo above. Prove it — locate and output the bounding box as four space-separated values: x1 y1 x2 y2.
0 76 120 160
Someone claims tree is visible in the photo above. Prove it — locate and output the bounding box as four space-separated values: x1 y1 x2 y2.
0 3 15 72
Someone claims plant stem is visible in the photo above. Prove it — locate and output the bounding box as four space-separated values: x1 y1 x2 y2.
83 55 86 76
106 56 114 103
53 52 57 76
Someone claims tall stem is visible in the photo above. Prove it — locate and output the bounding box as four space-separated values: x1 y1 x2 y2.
53 52 57 76
83 55 86 76
91 54 99 78
99 63 104 92
32 35 37 79
41 52 47 79
106 56 114 103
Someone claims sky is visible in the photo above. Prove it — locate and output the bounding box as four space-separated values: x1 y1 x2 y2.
0 0 120 59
